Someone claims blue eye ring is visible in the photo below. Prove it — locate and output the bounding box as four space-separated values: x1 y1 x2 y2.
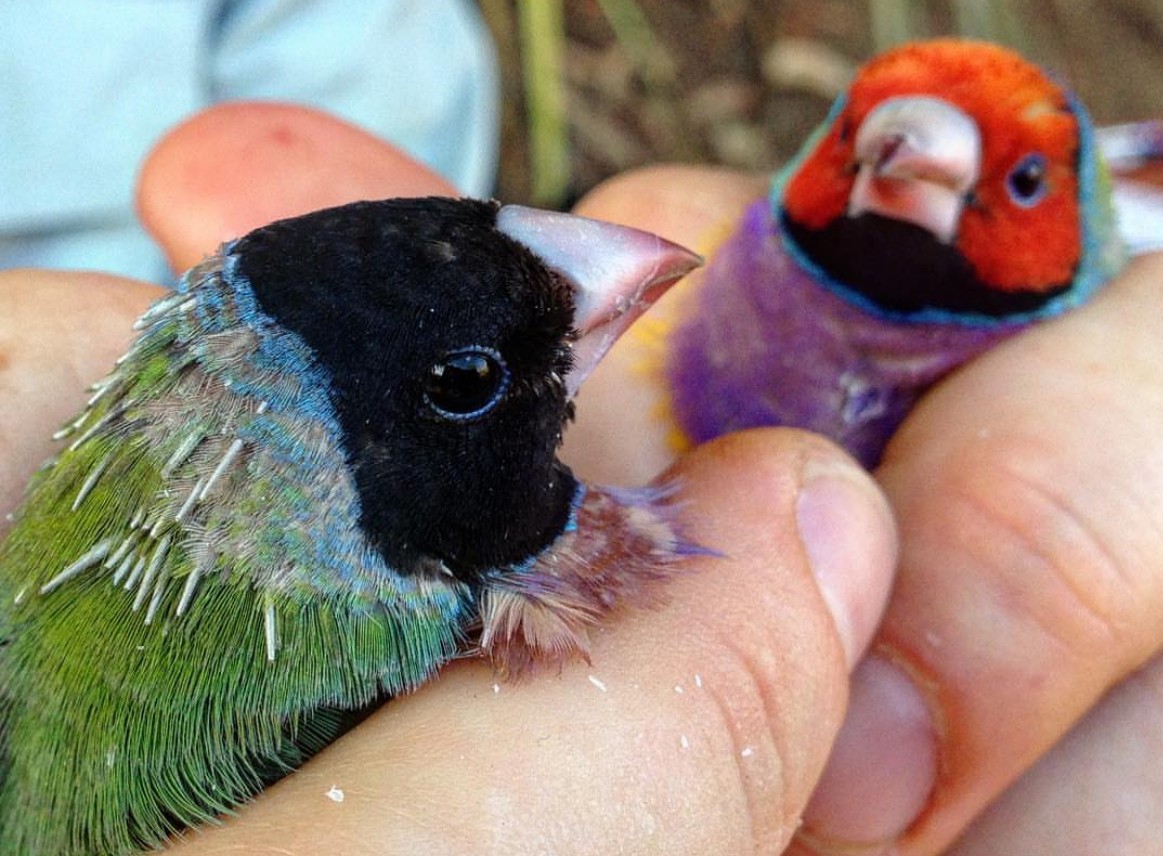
423 346 511 421
1006 153 1049 208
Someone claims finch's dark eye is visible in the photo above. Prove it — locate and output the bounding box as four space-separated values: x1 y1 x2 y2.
424 347 510 420
838 115 854 144
1006 153 1049 207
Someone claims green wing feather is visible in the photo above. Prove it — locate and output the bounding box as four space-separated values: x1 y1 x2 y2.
0 256 469 855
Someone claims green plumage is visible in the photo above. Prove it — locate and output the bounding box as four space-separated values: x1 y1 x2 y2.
0 256 465 854
0 197 701 854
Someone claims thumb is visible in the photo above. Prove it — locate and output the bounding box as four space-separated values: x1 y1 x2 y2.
165 430 898 855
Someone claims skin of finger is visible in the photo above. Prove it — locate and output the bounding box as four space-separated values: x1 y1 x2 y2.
137 101 457 274
4 105 448 521
564 165 769 486
870 253 1163 854
571 166 1163 854
948 650 1163 855
165 431 856 856
0 270 163 522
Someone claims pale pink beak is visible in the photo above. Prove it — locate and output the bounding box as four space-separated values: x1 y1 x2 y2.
848 95 982 244
496 205 702 396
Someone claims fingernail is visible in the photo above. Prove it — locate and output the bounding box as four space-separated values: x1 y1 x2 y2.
799 656 938 851
796 457 897 666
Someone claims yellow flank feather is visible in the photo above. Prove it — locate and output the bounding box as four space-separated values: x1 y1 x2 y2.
625 215 740 453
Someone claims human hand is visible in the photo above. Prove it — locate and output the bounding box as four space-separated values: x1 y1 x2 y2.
572 165 1163 855
0 104 896 854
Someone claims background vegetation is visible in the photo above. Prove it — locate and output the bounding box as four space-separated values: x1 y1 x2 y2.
478 0 1163 206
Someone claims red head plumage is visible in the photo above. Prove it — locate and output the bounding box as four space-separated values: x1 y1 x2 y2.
783 39 1082 296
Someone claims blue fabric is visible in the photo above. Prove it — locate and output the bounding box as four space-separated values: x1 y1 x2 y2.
0 0 499 281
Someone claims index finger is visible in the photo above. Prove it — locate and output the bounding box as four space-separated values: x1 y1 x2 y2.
0 270 162 516
3 103 457 517
803 251 1163 853
138 101 458 274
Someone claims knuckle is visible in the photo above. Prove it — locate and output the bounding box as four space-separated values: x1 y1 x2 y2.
936 447 1148 662
700 637 797 852
687 609 845 852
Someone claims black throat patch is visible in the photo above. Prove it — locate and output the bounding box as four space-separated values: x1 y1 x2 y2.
782 210 1071 317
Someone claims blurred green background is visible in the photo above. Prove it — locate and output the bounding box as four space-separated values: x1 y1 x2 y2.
478 0 1163 207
